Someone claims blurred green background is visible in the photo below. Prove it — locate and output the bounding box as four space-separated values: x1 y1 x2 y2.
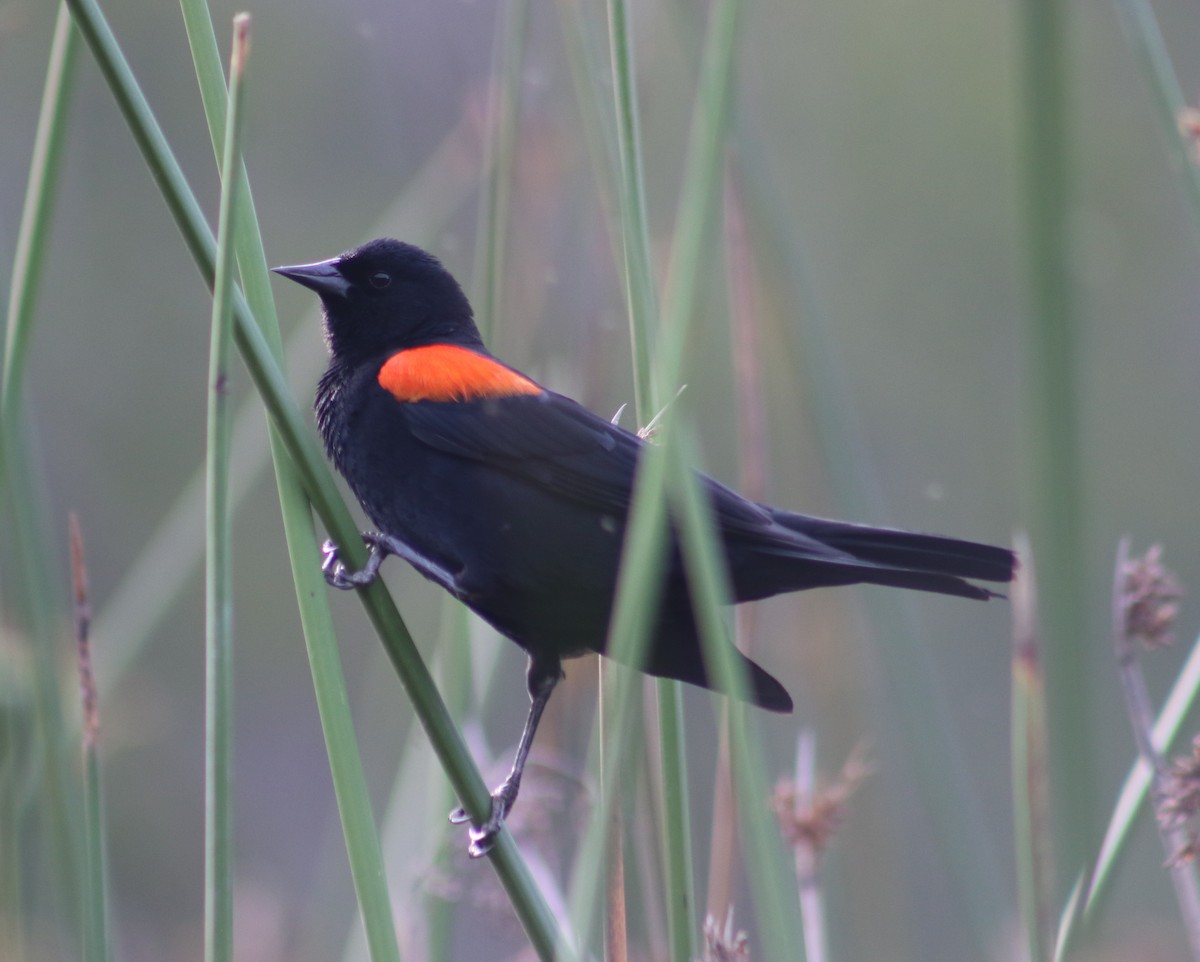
3 0 1200 959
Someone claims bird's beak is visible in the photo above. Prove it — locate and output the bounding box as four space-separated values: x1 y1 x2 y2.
272 257 352 297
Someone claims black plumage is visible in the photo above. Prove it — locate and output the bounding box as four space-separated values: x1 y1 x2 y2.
275 238 1015 856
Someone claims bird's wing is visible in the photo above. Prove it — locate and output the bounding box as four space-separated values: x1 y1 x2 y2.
399 390 851 558
400 391 647 516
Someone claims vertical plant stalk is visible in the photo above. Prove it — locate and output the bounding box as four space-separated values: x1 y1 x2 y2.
71 514 110 962
2 3 78 419
653 675 692 962
0 9 79 941
454 1 529 809
791 733 827 962
1110 540 1200 958
90 115 483 700
203 16 250 962
604 847 629 962
668 428 803 961
656 1 747 954
602 3 680 959
603 675 630 962
69 0 560 953
472 0 529 344
1 2 83 932
704 713 736 922
605 0 750 956
177 3 409 958
1011 536 1055 962
551 0 623 270
605 0 659 415
568 441 672 956
705 162 768 923
64 0 567 949
601 637 635 957
771 736 871 962
1082 0 1200 913
1019 0 1092 873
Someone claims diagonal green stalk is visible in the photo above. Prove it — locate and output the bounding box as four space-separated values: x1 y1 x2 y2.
650 1 743 953
183 3 483 959
64 0 346 533
1071 0 1200 919
588 1 747 957
85 117 483 960
1108 541 1200 957
667 427 802 961
1052 874 1087 962
202 16 250 962
91 118 482 699
67 0 570 954
567 438 672 956
1086 632 1200 917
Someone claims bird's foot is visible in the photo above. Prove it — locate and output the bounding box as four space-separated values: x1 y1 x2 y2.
449 779 518 859
321 534 389 589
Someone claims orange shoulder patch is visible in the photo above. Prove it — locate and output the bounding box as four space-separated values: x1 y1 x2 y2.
377 344 542 403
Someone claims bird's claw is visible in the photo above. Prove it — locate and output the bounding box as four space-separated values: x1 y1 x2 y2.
321 536 386 589
449 784 516 858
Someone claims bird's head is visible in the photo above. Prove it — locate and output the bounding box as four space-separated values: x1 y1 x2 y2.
274 238 483 362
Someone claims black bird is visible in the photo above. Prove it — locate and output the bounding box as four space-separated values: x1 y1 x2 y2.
274 238 1015 857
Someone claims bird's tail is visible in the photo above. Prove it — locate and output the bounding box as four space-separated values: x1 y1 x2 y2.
746 511 1015 602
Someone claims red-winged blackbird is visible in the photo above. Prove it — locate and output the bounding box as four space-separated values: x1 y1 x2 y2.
274 238 1015 857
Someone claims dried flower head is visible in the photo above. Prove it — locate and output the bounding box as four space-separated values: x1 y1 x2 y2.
1153 733 1200 865
1119 545 1183 650
1159 734 1200 867
772 741 872 861
698 908 750 962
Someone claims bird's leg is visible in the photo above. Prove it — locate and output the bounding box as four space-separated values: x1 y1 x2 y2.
449 656 562 858
321 532 393 589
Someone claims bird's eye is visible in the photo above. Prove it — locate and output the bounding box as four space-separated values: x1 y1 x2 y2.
369 271 391 289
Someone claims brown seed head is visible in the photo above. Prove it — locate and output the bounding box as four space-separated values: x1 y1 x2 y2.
1119 545 1183 650
771 742 872 860
1157 734 1200 865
